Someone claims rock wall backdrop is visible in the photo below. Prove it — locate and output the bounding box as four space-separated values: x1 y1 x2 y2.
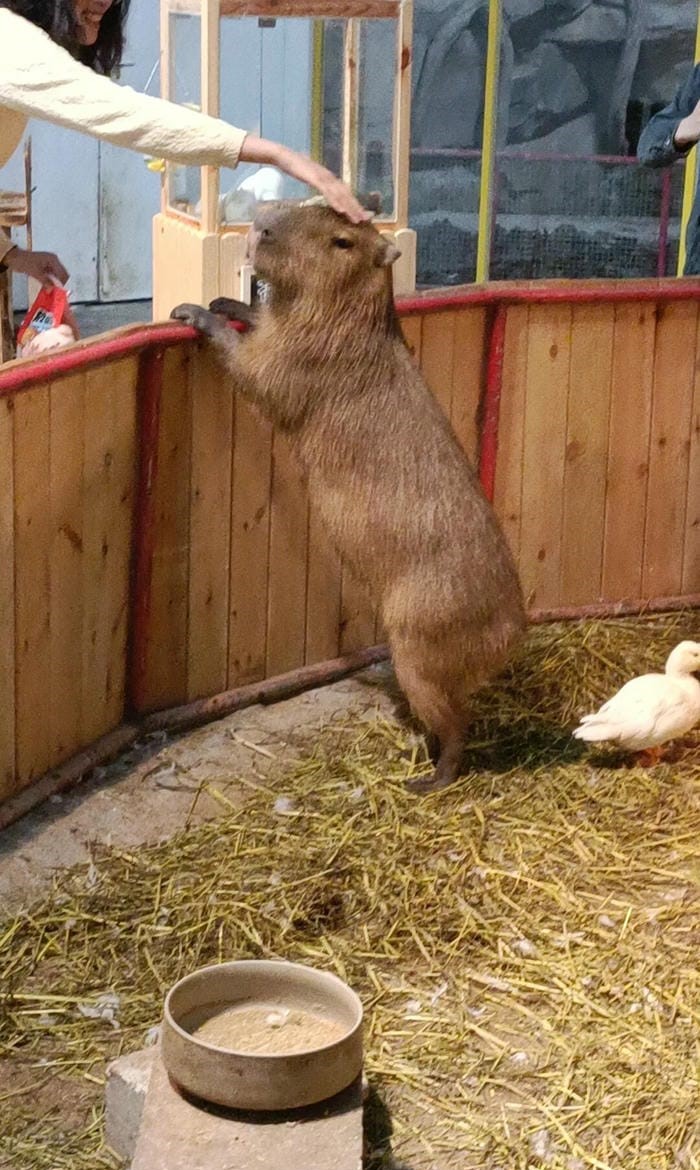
410 0 696 282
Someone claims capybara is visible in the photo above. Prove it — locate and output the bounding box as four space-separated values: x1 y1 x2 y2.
171 204 526 792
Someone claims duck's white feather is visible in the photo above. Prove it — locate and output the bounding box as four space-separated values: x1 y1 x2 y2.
573 641 700 752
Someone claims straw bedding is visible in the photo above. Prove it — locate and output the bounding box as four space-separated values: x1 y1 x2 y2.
1 612 699 1169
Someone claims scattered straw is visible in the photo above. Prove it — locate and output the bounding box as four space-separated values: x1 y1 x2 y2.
1 614 700 1169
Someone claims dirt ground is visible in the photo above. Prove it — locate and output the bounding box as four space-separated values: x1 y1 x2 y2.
0 664 401 1170
0 663 395 914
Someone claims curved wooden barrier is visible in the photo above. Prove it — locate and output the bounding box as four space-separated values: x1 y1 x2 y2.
1 280 699 824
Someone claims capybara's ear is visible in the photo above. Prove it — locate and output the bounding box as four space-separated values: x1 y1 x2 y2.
376 240 401 267
359 191 382 215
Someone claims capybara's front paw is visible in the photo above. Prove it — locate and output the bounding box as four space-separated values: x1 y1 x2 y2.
208 296 255 327
170 303 222 336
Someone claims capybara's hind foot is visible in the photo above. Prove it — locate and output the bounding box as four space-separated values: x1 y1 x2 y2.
398 731 438 766
170 303 227 337
406 739 464 795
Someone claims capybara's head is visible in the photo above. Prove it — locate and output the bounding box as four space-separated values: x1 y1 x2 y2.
248 204 400 303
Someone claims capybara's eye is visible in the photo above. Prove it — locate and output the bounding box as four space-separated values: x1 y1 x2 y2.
332 237 354 250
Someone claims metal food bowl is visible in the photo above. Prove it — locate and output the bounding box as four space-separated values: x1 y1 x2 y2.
161 959 363 1111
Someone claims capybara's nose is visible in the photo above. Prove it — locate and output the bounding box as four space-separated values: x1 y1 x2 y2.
252 203 286 235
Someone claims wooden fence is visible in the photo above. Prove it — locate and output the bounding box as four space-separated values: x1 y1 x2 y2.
1 281 699 815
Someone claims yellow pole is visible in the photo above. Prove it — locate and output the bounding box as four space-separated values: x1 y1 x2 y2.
475 0 501 283
310 20 324 162
677 0 700 275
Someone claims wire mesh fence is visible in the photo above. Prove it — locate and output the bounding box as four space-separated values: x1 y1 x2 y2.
410 149 687 285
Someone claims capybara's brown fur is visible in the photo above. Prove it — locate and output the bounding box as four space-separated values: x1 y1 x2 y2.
172 204 526 791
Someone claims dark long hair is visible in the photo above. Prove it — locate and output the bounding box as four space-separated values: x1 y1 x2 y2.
0 0 131 75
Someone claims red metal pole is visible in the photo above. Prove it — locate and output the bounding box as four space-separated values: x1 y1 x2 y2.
127 346 165 715
478 302 507 502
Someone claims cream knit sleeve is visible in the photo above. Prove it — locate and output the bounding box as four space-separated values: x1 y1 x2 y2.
0 10 247 168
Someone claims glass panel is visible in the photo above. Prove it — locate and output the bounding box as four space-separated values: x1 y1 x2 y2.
409 1 695 285
357 17 397 220
162 10 401 228
166 11 201 219
408 2 489 284
218 17 351 224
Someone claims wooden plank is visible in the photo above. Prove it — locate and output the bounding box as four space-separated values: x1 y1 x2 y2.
518 304 571 609
559 304 614 606
13 385 51 786
450 306 487 466
682 309 700 593
171 0 399 15
492 305 528 564
140 346 191 710
399 314 422 363
49 373 85 763
266 433 309 677
601 303 655 601
81 360 137 741
642 301 696 598
419 310 456 419
228 396 273 686
0 397 15 799
187 350 234 701
340 561 376 654
305 504 342 665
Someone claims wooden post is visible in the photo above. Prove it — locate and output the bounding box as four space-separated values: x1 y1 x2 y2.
342 18 360 189
393 0 412 229
159 0 171 216
200 0 221 234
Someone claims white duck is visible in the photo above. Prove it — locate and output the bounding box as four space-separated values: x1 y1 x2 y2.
573 640 700 763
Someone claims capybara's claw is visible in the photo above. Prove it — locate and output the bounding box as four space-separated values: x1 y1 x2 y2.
170 303 223 336
208 296 255 326
406 770 461 795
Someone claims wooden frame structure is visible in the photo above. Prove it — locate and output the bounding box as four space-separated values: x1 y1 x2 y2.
0 143 32 362
2 278 700 827
152 0 416 317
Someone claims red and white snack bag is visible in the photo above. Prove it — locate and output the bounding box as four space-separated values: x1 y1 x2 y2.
16 281 80 358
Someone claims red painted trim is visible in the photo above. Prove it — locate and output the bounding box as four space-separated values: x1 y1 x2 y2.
127 347 165 714
0 322 196 396
479 304 507 502
396 279 700 315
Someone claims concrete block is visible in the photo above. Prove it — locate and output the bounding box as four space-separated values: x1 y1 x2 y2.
131 1043 363 1170
104 1046 155 1163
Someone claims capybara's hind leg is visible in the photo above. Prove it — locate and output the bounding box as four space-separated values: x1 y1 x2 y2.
391 648 467 794
408 731 465 794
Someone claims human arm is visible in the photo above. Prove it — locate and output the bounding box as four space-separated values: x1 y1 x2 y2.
638 65 700 167
0 10 369 222
1 242 69 284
